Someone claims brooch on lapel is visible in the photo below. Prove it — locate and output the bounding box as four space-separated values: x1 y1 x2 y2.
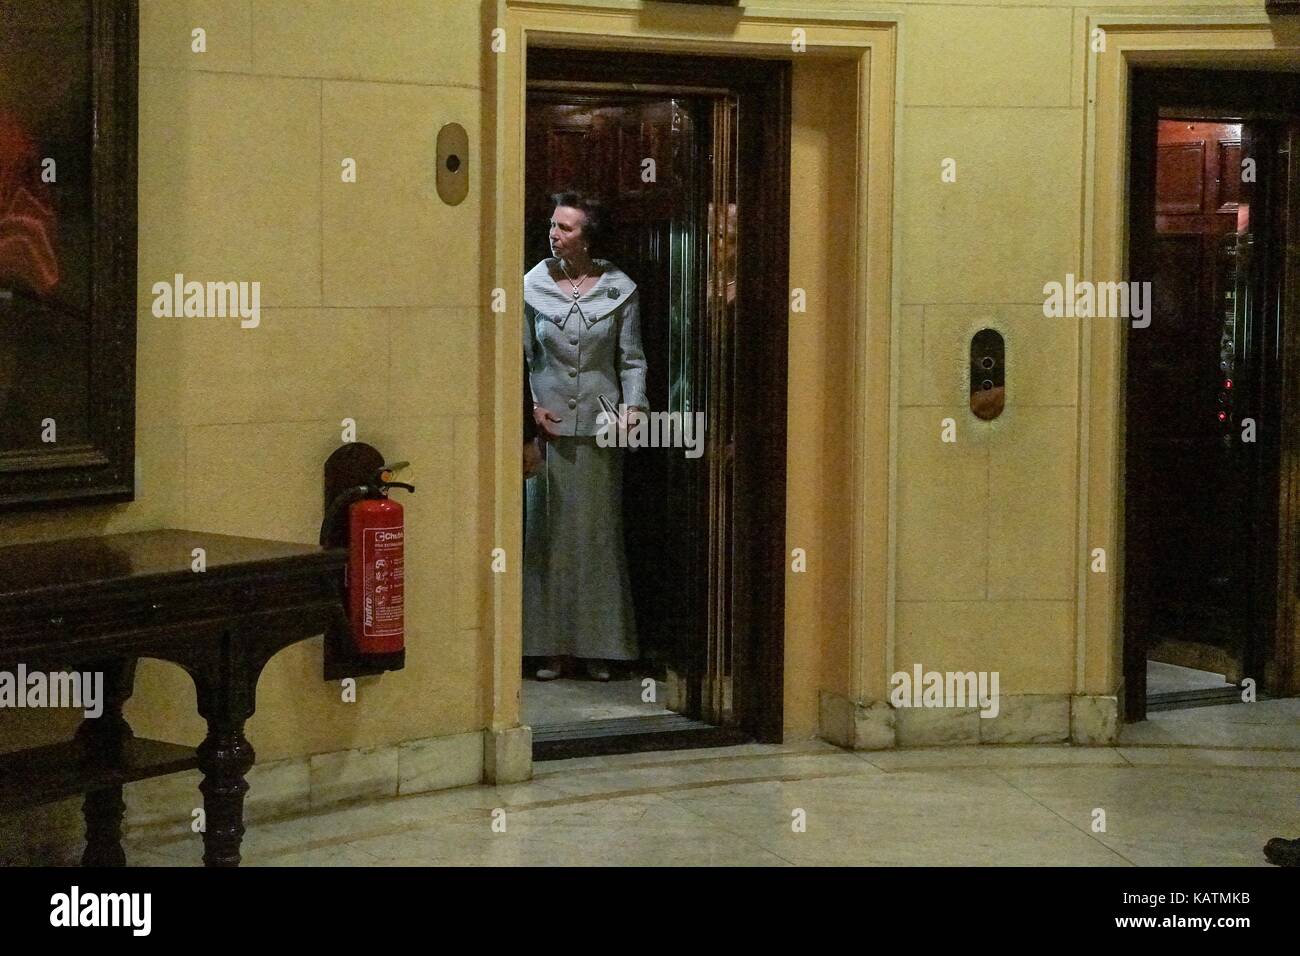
607 288 620 299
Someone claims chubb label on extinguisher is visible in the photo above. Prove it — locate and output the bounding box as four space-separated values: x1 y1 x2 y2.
362 527 404 638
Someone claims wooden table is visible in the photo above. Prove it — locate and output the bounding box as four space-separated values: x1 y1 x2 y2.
0 530 346 867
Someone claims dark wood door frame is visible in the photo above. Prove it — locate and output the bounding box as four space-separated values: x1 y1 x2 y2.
525 47 791 749
1125 68 1300 721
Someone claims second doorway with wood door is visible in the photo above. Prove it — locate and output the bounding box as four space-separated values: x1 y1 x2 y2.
1124 68 1300 719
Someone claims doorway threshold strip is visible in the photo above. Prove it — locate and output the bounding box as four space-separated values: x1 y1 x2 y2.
1145 688 1268 713
533 714 712 740
532 714 750 760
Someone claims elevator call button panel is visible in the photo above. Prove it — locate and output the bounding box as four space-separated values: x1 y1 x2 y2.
970 328 1005 421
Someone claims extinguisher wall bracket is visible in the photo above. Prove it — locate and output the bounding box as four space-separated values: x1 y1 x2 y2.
321 441 407 682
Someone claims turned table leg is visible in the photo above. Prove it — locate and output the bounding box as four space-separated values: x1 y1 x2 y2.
197 717 255 867
76 658 136 867
81 787 127 866
188 620 306 868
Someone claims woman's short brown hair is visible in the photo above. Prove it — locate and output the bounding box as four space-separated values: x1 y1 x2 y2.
550 190 610 259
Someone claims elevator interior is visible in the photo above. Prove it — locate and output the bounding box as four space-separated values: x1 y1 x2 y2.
1125 69 1300 719
520 49 790 758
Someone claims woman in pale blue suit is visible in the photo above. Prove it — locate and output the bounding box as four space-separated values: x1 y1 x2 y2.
523 191 647 682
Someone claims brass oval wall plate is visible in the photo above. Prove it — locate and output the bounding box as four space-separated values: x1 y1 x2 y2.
970 328 1005 421
436 123 468 205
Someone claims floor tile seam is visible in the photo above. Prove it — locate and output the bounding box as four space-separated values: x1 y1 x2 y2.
125 799 489 851
248 831 397 864
502 769 873 813
258 796 780 866
533 754 868 785
856 749 1300 771
1116 743 1300 753
124 774 580 848
122 754 1298 860
1115 763 1300 774
128 822 399 861
262 841 387 867
531 747 846 779
126 804 492 854
147 832 393 869
853 746 1110 768
214 811 499 864
656 783 804 868
132 754 1296 855
131 756 1300 860
869 760 1300 775
121 841 197 866
987 767 1139 867
127 769 869 858
864 760 1130 773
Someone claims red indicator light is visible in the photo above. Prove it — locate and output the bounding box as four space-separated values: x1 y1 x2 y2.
1218 412 1227 422
1225 380 1233 389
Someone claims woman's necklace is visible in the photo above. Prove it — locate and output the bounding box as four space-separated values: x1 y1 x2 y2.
560 259 591 299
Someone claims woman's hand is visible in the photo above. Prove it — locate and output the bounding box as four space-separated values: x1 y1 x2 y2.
533 404 563 439
523 437 543 478
618 407 647 431
616 408 649 451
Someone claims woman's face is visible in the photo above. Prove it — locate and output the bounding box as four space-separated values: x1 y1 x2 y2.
548 206 588 261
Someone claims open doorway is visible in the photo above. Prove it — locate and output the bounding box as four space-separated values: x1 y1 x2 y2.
1124 69 1300 720
521 48 790 758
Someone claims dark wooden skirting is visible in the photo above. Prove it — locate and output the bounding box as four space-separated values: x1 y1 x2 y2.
532 714 751 761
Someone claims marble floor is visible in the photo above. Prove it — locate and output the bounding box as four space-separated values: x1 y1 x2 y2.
1120 696 1300 749
1146 660 1234 696
522 673 673 726
121 700 1300 867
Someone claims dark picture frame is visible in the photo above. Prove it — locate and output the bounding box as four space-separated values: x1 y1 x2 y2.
0 0 138 510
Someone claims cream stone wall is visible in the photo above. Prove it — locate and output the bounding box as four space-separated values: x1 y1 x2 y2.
780 0 1273 736
0 0 1282 769
0 0 493 761
785 57 860 735
884 0 1269 713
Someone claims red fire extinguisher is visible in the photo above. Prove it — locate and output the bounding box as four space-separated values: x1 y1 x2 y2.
324 462 415 656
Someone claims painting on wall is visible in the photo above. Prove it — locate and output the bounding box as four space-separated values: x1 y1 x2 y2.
0 0 137 509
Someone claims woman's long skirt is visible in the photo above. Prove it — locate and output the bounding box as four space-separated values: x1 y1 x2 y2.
524 435 639 660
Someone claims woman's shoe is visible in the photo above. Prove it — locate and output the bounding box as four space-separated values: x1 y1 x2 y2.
536 657 563 681
1264 837 1300 867
585 659 611 682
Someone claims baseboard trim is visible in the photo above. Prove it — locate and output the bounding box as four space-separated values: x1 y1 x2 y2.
818 690 1122 748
